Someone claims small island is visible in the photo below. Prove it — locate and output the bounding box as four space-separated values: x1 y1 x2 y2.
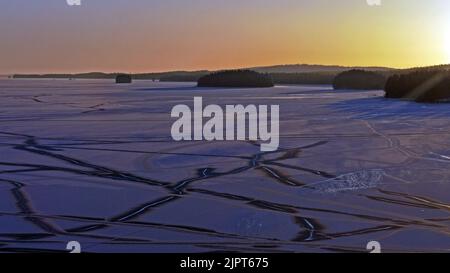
116 74 132 84
197 70 274 88
333 69 386 90
384 70 450 102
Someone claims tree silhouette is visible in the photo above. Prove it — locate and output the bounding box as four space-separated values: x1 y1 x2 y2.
197 70 274 88
333 70 386 90
115 74 132 84
385 69 450 102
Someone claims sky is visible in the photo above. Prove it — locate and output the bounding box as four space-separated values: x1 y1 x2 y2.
1 0 450 74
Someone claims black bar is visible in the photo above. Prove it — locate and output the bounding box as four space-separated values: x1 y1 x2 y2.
0 253 439 272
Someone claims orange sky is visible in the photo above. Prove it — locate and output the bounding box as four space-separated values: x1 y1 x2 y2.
1 0 450 74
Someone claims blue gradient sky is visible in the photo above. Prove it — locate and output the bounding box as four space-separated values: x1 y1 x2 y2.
1 0 450 73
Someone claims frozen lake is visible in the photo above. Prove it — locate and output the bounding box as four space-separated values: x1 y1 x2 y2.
1 79 450 253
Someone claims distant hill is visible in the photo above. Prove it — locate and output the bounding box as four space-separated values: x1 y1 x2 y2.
397 64 450 73
249 64 395 74
12 71 209 80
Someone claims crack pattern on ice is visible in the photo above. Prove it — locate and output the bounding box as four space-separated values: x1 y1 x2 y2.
311 169 385 194
2 81 450 252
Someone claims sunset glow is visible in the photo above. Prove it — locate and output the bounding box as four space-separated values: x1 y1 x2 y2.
1 0 449 74
444 22 450 64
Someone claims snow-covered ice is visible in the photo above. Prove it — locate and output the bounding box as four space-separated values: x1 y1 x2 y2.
1 79 450 252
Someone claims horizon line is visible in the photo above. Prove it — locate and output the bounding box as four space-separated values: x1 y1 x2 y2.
4 62 450 76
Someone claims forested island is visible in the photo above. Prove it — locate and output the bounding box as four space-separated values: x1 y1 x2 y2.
385 69 450 102
333 70 387 90
197 70 274 87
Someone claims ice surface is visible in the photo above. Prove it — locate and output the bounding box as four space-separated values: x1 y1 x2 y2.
1 79 450 252
311 169 385 193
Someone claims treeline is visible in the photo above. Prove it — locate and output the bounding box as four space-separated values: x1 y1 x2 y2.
197 70 274 88
10 70 355 85
160 72 336 84
159 72 208 82
13 72 117 79
270 72 336 84
13 71 209 81
134 71 208 81
333 70 387 90
385 69 450 102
